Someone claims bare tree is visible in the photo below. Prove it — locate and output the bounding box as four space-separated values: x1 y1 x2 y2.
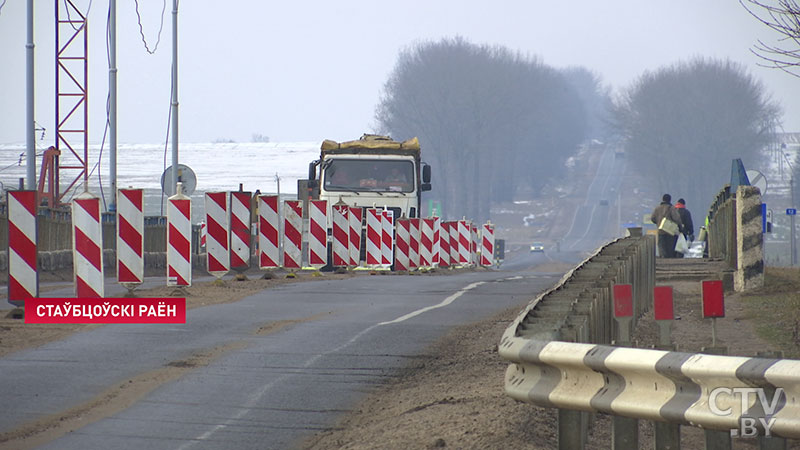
613 57 781 212
741 0 800 77
376 37 589 221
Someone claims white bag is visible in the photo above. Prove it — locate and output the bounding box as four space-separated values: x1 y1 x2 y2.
658 217 679 236
674 233 688 254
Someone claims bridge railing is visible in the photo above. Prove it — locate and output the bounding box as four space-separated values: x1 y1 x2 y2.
706 184 764 291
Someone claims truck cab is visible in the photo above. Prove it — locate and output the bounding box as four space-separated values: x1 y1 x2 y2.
308 134 431 219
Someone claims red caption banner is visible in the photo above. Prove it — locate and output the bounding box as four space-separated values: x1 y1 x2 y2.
24 298 186 324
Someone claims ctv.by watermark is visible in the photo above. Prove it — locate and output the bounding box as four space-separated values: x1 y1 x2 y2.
709 387 786 438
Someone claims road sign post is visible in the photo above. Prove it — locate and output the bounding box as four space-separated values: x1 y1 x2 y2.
788 207 797 266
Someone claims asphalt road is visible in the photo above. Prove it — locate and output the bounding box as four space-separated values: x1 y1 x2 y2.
0 149 624 449
0 254 561 449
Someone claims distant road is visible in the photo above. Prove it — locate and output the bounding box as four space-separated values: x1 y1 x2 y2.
561 147 626 253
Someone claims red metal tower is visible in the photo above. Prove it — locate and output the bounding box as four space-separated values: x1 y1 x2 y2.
50 0 89 204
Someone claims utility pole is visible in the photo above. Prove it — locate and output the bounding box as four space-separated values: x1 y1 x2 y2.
170 0 179 192
109 0 118 211
26 0 35 190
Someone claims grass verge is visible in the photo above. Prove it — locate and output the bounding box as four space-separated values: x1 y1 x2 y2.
741 267 800 359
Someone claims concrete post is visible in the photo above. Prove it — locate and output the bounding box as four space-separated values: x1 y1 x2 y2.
734 185 764 291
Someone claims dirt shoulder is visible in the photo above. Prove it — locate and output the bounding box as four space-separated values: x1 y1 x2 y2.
302 267 800 450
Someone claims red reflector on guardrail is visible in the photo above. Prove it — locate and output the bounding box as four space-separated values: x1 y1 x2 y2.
702 280 725 318
613 284 633 318
653 286 674 321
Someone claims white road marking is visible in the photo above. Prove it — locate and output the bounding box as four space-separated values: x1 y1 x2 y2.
378 281 485 325
178 280 487 448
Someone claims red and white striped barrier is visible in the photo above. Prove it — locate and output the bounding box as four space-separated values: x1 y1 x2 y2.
332 204 349 267
7 190 38 305
381 209 394 268
258 195 280 269
433 217 441 267
348 206 362 267
481 223 495 267
308 200 328 268
420 218 435 268
471 223 479 265
117 188 144 286
283 200 303 269
167 185 192 286
448 221 459 265
438 220 450 268
409 218 420 270
229 191 251 272
458 220 470 265
199 222 207 248
394 218 411 271
366 208 382 266
204 192 229 278
72 192 104 296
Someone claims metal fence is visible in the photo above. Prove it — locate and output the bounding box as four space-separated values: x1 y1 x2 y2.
0 209 201 254
707 184 737 270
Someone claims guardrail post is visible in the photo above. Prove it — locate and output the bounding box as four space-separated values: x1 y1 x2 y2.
705 430 731 450
759 436 787 450
612 417 638 449
558 409 585 450
654 422 681 450
653 285 681 449
701 346 731 450
756 351 787 450
611 284 638 449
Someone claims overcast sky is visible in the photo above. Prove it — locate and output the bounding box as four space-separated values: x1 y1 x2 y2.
1 0 798 146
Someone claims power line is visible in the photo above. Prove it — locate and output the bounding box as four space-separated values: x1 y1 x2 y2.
160 68 174 216
0 0 8 17
134 0 167 54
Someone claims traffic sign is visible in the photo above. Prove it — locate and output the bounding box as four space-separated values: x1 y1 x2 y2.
746 170 767 195
788 208 797 216
161 164 197 197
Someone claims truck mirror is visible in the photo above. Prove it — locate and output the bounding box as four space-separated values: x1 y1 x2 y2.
422 164 431 183
420 183 432 192
308 161 318 181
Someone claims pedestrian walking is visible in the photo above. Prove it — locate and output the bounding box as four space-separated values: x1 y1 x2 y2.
673 199 694 257
651 194 683 258
676 197 694 236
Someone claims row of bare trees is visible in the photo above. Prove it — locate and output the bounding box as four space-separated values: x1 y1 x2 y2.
376 38 604 221
377 1 800 220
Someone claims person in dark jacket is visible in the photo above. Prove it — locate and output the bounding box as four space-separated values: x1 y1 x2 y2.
673 198 694 257
675 198 694 241
651 194 683 258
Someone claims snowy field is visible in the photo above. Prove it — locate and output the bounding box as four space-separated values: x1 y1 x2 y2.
0 141 320 220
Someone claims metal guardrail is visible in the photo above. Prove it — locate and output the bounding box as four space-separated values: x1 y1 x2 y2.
502 340 800 439
707 184 737 270
501 234 655 345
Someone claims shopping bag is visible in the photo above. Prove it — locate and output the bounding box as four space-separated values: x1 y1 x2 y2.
674 233 688 254
658 217 679 236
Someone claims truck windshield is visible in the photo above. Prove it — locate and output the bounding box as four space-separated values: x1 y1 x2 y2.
323 159 414 193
